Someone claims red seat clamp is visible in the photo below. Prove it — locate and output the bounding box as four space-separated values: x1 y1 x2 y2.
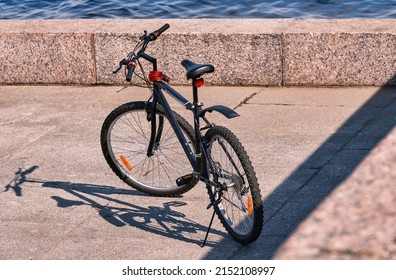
149 71 163 82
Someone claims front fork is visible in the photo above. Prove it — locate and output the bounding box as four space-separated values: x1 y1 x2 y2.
146 99 164 157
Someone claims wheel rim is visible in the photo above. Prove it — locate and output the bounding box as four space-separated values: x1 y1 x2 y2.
107 108 194 191
208 135 254 236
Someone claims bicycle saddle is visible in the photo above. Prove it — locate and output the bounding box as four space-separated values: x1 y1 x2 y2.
181 59 214 80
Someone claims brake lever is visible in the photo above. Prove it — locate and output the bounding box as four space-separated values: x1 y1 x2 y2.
113 58 127 74
139 30 148 41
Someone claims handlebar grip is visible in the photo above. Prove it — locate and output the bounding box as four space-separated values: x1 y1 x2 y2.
153 23 170 39
157 23 170 35
126 62 136 82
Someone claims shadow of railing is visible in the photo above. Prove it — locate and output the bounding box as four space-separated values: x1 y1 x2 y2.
203 74 396 259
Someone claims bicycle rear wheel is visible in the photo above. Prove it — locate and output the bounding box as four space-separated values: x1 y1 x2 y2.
101 101 196 196
204 126 263 244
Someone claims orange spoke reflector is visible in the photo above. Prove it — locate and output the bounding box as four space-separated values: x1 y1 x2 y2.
247 195 253 215
120 155 133 171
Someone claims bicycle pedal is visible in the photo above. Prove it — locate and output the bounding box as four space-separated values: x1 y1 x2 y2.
176 173 197 186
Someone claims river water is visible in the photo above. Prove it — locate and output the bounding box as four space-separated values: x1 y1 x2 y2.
0 0 395 19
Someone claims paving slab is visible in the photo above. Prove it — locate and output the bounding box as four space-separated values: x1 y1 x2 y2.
1 85 395 260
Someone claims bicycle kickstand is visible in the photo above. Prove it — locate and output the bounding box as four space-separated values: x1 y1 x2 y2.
200 190 222 247
200 209 216 248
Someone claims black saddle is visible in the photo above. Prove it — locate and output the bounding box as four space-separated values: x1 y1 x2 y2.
181 59 214 80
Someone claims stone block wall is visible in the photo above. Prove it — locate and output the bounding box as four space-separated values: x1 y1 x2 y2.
0 19 395 86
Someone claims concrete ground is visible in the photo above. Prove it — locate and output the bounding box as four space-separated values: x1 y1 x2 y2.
0 85 395 260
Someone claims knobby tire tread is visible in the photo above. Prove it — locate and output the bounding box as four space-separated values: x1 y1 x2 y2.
205 125 263 244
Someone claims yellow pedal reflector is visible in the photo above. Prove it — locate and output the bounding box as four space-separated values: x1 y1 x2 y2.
120 155 132 171
247 195 253 215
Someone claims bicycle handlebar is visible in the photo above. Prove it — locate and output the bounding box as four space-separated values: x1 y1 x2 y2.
113 24 170 82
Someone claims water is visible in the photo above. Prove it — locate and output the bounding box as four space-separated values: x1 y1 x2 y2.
0 0 395 19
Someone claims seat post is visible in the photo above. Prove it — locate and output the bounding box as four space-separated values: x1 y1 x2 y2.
191 78 202 171
192 78 199 105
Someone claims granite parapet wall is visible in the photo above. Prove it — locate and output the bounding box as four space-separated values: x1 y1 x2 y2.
0 19 395 86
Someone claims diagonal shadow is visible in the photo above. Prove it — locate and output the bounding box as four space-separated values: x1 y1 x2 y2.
204 73 396 259
38 180 226 247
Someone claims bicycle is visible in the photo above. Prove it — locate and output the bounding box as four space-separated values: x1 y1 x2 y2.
100 24 263 245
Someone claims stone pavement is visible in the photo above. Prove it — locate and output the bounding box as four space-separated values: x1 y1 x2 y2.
0 85 395 260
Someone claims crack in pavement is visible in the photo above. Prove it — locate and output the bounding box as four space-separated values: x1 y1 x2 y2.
233 92 258 110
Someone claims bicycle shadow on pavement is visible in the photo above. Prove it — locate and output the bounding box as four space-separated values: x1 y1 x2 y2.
3 165 39 197
40 180 226 247
204 74 396 259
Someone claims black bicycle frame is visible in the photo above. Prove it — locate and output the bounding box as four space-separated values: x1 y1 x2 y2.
137 45 239 183
149 81 201 172
112 25 253 247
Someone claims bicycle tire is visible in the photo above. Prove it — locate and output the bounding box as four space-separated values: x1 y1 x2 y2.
204 125 263 244
101 101 197 196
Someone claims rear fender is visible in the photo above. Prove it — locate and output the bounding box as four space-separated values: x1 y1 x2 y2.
199 105 239 119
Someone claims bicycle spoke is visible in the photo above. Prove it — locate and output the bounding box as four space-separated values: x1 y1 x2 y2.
105 105 195 192
120 114 147 141
155 153 176 187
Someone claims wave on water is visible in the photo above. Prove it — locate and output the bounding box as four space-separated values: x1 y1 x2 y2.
0 0 395 19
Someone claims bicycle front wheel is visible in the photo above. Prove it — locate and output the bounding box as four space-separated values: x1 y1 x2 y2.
204 126 263 244
101 101 196 196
